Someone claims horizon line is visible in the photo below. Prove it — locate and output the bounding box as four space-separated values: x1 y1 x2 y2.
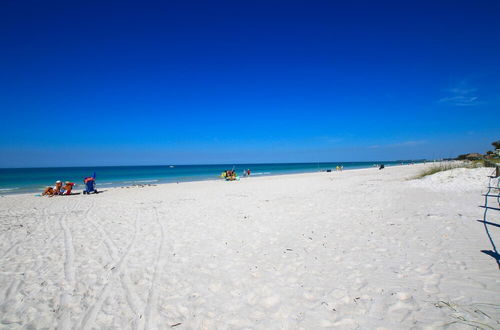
0 159 429 169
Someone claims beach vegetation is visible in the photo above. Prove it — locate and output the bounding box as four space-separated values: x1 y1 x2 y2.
434 300 500 329
413 161 482 179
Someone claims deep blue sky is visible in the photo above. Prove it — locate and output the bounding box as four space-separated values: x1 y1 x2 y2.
1 0 499 167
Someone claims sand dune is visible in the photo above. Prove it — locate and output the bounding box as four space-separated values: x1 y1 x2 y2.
1 164 499 329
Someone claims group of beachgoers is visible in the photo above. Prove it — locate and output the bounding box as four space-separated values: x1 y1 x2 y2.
221 170 238 181
42 175 97 197
42 181 75 196
221 169 251 181
322 166 343 173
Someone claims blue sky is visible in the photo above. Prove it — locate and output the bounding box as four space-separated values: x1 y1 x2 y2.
1 0 499 167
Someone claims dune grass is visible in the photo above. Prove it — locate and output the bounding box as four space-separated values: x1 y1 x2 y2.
413 161 481 179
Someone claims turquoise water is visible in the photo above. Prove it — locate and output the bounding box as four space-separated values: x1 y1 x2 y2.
0 161 421 195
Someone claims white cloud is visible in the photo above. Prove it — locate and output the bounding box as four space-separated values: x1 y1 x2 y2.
368 140 427 149
392 140 427 147
439 82 481 106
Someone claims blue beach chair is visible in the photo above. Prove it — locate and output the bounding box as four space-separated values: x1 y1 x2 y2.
83 173 98 194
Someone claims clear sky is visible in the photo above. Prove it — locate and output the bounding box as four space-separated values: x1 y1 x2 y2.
1 0 499 167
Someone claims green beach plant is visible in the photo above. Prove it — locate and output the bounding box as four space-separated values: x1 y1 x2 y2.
413 161 482 179
433 300 500 329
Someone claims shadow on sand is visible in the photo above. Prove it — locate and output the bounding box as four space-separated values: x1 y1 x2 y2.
479 173 500 270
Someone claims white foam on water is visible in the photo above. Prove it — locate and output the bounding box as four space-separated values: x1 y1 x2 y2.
0 187 18 191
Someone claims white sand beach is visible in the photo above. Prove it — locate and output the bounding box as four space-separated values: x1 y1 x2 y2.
0 163 499 329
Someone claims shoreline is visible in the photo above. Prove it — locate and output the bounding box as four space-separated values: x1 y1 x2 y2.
0 162 425 197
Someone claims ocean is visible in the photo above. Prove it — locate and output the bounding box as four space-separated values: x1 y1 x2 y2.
0 161 422 195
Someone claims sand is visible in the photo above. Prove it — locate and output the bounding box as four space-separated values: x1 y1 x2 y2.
0 163 499 329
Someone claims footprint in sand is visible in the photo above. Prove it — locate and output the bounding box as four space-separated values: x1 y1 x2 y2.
261 295 281 308
414 264 433 275
208 282 222 293
245 292 258 305
387 292 419 323
423 273 442 294
333 318 358 328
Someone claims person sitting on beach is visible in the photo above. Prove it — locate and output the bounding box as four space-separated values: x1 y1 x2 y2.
42 180 63 196
60 182 75 195
42 186 54 196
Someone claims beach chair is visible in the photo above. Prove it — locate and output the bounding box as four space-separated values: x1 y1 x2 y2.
61 182 75 195
83 176 98 194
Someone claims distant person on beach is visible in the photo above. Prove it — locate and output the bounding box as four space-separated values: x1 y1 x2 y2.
247 169 251 176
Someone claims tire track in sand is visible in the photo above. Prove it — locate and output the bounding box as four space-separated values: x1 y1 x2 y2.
58 208 77 329
79 212 140 330
0 200 71 326
142 207 166 330
0 205 50 259
81 203 144 324
31 207 64 276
